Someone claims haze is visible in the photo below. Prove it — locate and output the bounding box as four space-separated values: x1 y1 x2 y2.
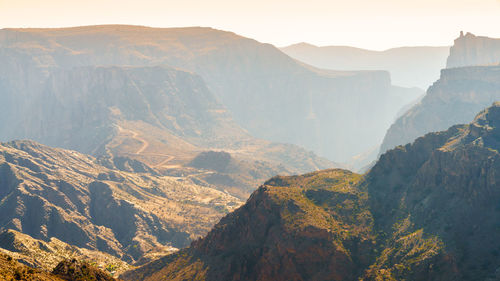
1 0 499 50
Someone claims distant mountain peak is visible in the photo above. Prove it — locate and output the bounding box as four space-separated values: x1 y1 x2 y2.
284 42 318 48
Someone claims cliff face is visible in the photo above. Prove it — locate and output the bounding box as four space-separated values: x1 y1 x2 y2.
380 65 500 154
0 25 420 163
447 32 500 68
281 43 449 89
124 102 500 281
0 65 245 155
0 140 242 264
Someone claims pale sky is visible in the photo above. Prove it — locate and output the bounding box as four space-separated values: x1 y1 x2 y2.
0 0 499 50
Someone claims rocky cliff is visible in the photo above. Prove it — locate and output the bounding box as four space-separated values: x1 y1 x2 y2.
123 102 500 280
0 25 420 163
447 32 500 68
380 65 500 154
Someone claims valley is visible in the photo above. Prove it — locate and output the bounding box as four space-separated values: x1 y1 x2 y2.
0 15 498 281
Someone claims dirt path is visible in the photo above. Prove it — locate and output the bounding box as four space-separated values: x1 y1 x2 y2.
115 125 177 168
186 171 215 178
116 125 149 154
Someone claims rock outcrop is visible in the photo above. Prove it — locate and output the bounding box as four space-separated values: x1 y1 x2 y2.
124 102 500 280
52 259 116 281
447 32 500 68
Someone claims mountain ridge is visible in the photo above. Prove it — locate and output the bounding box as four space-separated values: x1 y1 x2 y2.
280 42 449 89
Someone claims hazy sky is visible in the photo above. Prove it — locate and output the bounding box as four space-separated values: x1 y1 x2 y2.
1 0 499 50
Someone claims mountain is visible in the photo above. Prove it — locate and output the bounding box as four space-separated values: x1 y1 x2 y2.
0 140 242 265
447 32 500 68
0 25 419 164
380 65 500 154
123 102 500 280
281 42 449 89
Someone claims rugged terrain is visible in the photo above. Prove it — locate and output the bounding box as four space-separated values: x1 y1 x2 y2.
380 65 500 154
379 32 500 155
281 42 449 89
0 140 243 266
123 102 500 280
0 25 419 164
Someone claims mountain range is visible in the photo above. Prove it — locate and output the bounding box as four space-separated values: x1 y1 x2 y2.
123 102 500 281
0 25 420 165
281 42 449 89
1 25 500 281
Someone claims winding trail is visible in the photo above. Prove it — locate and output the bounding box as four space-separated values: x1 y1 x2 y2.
115 125 178 168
